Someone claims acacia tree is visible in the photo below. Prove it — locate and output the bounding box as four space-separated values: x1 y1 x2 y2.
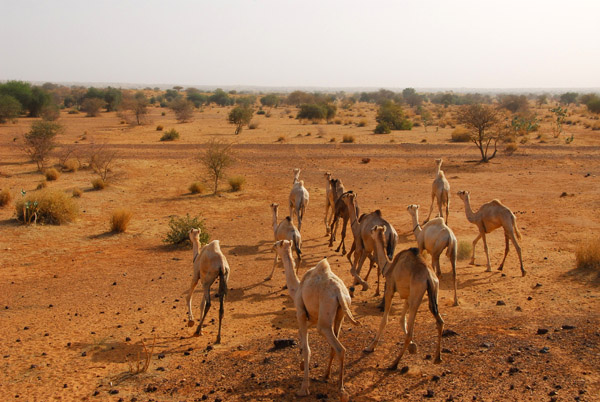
119 92 148 125
22 121 64 171
170 98 194 122
228 105 253 134
200 139 234 194
457 104 500 162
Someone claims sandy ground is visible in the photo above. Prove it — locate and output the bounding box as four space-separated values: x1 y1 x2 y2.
1 105 599 401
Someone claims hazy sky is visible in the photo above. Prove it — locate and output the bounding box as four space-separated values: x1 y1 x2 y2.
2 0 599 88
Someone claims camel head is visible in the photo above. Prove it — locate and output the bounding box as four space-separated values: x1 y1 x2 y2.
272 239 292 254
188 228 201 242
456 190 470 201
407 204 420 215
324 171 332 180
341 191 356 204
270 202 279 212
435 158 443 165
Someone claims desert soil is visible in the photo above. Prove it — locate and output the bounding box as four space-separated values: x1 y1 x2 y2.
1 105 599 402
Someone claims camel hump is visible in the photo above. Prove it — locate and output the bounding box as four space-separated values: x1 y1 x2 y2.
408 247 419 256
490 199 504 206
374 209 382 217
285 216 292 222
314 258 331 272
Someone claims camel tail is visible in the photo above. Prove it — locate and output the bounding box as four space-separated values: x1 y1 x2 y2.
218 266 228 297
513 215 522 240
387 232 397 261
446 235 457 259
336 288 359 326
426 274 440 317
292 234 302 260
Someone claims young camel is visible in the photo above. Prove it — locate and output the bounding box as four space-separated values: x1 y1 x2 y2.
364 226 444 370
185 229 230 344
266 202 302 280
407 204 459 306
273 240 359 402
457 190 525 276
343 192 397 294
289 179 310 231
425 158 450 224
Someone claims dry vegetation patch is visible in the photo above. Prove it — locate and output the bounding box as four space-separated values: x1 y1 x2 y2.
110 208 132 233
15 189 78 224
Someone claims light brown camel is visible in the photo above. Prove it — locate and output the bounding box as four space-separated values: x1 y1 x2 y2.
324 172 333 235
363 226 444 370
343 192 397 295
273 240 359 402
457 190 525 276
293 167 301 184
425 158 450 224
325 176 345 236
407 204 459 306
266 202 302 280
185 228 230 344
328 180 352 254
289 178 309 231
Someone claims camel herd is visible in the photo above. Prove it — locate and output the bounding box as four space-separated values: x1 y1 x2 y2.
184 160 525 402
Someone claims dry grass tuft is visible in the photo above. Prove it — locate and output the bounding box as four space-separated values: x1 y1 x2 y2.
156 125 164 131
576 238 600 272
342 135 355 143
189 182 205 194
63 159 79 172
15 189 78 225
45 168 60 181
228 176 245 192
0 189 12 207
160 129 179 141
457 240 472 261
92 178 106 190
505 142 518 154
36 181 47 190
110 209 132 233
451 127 471 143
72 188 83 198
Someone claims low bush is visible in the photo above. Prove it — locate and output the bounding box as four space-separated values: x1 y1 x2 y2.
163 214 210 246
160 129 179 141
189 182 205 194
342 135 355 143
72 188 83 198
451 127 471 142
357 120 367 127
374 122 391 134
15 189 78 225
504 142 518 154
576 238 600 272
277 136 285 142
110 208 132 233
63 159 79 172
248 122 259 130
228 176 245 192
256 110 266 115
67 109 79 114
0 189 12 207
36 182 47 190
92 178 106 190
457 240 472 261
156 125 164 131
45 168 60 181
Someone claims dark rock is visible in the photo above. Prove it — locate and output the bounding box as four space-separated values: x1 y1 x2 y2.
81 351 87 357
399 366 409 374
537 328 549 335
157 353 165 359
442 329 458 337
156 367 165 371
480 342 492 348
431 375 440 382
145 385 157 393
93 390 100 396
515 306 522 312
424 389 435 398
316 393 328 399
496 300 506 306
539 346 550 354
125 337 131 342
206 345 213 351
509 367 519 374
527 296 533 300
184 351 190 356
272 338 296 350
108 389 119 395
507 356 515 363
442 348 452 354
561 324 576 330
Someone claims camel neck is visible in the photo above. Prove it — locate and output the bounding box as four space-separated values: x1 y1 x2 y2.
372 233 392 270
281 251 300 298
191 239 201 261
346 199 358 225
410 212 422 237
463 196 477 223
271 209 278 235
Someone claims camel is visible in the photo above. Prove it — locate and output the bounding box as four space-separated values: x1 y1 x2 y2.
457 190 525 276
407 204 459 306
266 202 302 280
185 229 230 344
425 158 450 224
343 192 397 294
293 168 301 184
273 240 359 402
327 181 352 255
289 178 309 231
364 226 444 369
324 172 334 235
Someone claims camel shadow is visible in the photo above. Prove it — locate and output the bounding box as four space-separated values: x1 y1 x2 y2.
0 218 19 227
561 266 600 286
88 231 118 239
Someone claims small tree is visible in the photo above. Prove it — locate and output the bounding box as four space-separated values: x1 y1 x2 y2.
81 98 105 117
200 139 234 194
457 104 500 162
228 106 253 134
120 92 148 125
260 94 280 109
22 121 63 171
297 103 326 122
550 106 567 138
170 98 194 122
88 143 118 181
0 94 21 123
376 101 412 130
559 92 578 105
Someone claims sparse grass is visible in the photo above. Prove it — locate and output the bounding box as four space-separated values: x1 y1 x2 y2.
277 136 285 142
63 159 79 172
45 168 60 181
451 127 471 142
163 214 210 246
92 178 106 190
72 188 83 198
36 181 47 190
342 135 355 143
248 122 259 130
188 182 205 194
330 137 336 142
0 189 12 207
156 125 164 131
228 176 245 192
457 240 472 261
357 119 367 127
110 208 132 233
505 142 518 154
15 189 78 225
575 238 600 272
160 128 179 141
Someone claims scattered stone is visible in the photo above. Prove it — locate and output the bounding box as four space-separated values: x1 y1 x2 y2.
316 393 328 399
534 283 542 288
442 348 452 354
206 345 213 351
496 300 506 306
93 390 100 396
480 342 493 348
424 354 432 360
431 375 440 382
112 282 117 286
145 385 157 393
176 365 182 369
156 367 165 371
125 337 131 342
561 324 576 330
527 296 533 300
184 351 190 356
509 367 519 374
507 356 515 363
30 364 37 369
81 352 87 357
24 326 29 330
539 346 550 354
424 389 435 398
399 366 409 374
537 328 549 335
157 353 165 359
442 329 458 337
515 306 522 312
272 338 296 350
361 158 371 164
549 390 557 396
108 389 119 395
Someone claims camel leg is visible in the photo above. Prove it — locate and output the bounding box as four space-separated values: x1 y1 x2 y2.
364 281 395 353
481 233 492 272
470 233 481 265
265 254 278 281
194 287 211 336
397 299 417 353
346 242 355 266
329 215 339 247
216 288 224 344
185 270 200 326
335 216 347 254
319 318 348 402
297 316 311 397
297 205 303 231
508 230 526 276
351 250 369 291
445 197 450 225
324 308 344 381
428 297 445 364
289 202 294 226
324 202 331 236
449 250 459 306
388 291 423 370
437 196 444 221
375 261 381 297
432 252 442 278
424 193 436 223
498 233 510 271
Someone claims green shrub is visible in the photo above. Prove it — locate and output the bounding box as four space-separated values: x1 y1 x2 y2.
451 127 471 142
342 135 355 143
256 110 266 115
92 178 106 190
457 240 472 260
505 142 518 154
67 109 79 114
376 101 412 130
110 208 132 233
189 182 205 194
44 168 60 181
15 189 78 225
163 214 210 246
228 176 245 192
160 128 180 141
374 122 391 134
0 189 12 207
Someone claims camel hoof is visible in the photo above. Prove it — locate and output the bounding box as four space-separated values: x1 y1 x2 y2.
340 390 350 402
374 291 380 297
434 357 442 364
187 320 195 327
341 251 346 256
297 387 310 397
363 347 374 354
386 364 398 371
192 331 201 337
216 336 221 344
361 283 369 291
469 261 475 266
453 301 460 307
485 268 492 272
497 266 504 271
408 343 417 354
264 276 272 281
521 270 527 277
